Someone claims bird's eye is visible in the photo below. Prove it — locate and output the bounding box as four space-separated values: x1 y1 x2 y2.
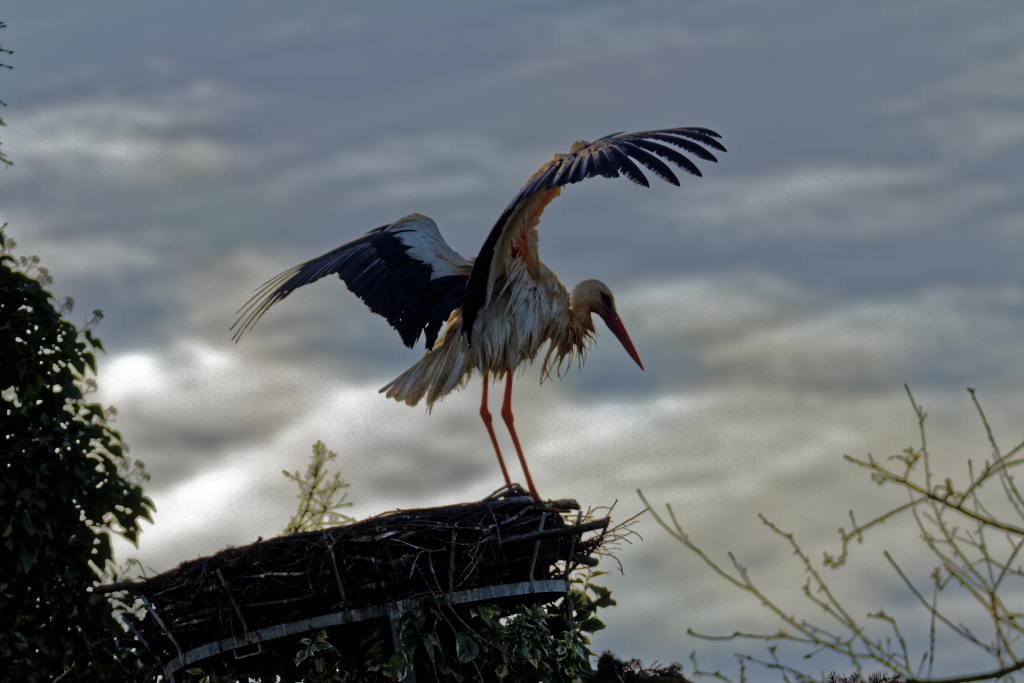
600 292 612 309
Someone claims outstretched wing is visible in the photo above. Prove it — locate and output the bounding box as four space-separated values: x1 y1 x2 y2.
461 127 726 343
232 214 471 349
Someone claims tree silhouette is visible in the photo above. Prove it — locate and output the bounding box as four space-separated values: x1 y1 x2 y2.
1 226 155 682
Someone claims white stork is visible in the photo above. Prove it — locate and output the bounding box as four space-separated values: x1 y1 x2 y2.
233 127 725 500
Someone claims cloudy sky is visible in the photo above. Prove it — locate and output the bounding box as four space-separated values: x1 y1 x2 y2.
3 2 1023 678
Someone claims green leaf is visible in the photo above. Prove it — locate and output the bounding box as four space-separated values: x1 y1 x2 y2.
472 604 502 631
455 632 480 663
389 650 414 680
422 633 439 662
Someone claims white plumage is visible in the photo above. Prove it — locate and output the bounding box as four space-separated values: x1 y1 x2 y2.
380 259 574 407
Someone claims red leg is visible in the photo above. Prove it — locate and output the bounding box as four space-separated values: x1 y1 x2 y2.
480 371 511 487
500 366 540 500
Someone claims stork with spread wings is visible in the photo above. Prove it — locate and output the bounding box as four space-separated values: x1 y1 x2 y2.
233 127 726 499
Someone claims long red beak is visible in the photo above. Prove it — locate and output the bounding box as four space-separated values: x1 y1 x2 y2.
602 312 644 371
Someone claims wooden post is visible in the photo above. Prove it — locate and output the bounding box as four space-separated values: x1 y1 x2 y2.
447 529 457 595
216 569 251 635
528 512 547 587
388 603 418 683
327 544 351 619
566 511 582 630
141 595 184 679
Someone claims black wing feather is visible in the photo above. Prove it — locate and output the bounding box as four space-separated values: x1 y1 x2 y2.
604 144 650 187
462 126 726 343
595 147 620 179
233 220 467 349
569 153 590 184
652 127 727 153
551 156 577 187
618 141 680 186
643 132 720 162
628 138 703 177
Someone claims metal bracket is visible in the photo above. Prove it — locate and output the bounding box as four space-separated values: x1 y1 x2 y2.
157 579 566 678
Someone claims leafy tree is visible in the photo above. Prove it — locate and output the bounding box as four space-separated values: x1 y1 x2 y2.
1 226 154 682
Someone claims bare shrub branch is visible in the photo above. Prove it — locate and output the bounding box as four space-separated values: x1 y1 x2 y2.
284 440 354 534
642 386 1024 682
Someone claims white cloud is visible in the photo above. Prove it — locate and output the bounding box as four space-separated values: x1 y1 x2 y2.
103 353 166 401
647 163 1015 247
622 272 811 342
621 274 1024 391
5 84 241 185
266 132 542 209
8 230 169 285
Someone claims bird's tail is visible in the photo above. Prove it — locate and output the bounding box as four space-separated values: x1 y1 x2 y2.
380 313 471 410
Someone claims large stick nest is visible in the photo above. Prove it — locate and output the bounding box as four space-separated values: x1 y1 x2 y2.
100 487 617 658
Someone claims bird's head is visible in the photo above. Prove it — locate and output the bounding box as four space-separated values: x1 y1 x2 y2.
570 279 644 371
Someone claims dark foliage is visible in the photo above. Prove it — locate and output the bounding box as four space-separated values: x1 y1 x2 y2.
183 577 610 683
825 672 905 683
590 651 691 682
0 227 154 682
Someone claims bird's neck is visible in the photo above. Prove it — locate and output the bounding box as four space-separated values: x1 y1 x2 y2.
541 301 596 380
